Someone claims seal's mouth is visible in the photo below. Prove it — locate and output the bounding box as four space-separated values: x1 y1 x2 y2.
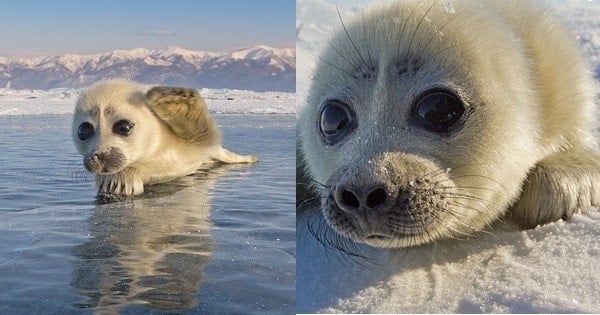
318 152 462 248
93 170 120 175
364 234 390 241
85 162 125 175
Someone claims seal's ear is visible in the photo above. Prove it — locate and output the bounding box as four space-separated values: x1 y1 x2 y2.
144 86 220 146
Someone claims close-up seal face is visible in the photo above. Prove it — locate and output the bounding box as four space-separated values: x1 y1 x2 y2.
297 0 600 248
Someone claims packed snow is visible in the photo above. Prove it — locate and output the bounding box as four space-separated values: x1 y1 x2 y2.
296 0 600 313
0 87 295 116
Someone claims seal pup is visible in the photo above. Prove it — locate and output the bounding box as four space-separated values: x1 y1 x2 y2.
297 0 600 248
73 79 258 196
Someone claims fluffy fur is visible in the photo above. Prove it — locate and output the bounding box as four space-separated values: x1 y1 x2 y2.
73 79 258 196
297 0 600 248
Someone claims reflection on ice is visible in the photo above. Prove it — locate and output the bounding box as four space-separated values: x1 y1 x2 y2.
70 164 244 310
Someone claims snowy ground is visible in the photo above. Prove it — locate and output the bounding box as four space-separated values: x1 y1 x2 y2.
297 0 600 313
0 87 295 116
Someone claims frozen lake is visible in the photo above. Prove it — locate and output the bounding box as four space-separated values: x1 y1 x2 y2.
0 114 295 313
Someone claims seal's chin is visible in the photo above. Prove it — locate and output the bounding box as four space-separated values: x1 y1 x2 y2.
322 201 438 248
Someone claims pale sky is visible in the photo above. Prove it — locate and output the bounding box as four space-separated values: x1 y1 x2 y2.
0 0 295 58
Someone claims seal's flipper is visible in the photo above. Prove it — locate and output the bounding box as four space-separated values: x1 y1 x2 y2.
146 86 220 147
96 168 144 196
512 148 600 228
211 147 258 164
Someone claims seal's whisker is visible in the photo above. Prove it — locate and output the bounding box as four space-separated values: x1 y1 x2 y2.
296 195 320 211
417 163 488 182
307 178 329 188
439 206 483 223
325 29 361 73
415 167 450 182
437 185 497 193
318 56 359 80
337 6 368 69
435 174 508 193
361 9 375 66
396 1 421 59
300 210 378 265
415 4 471 62
434 192 493 203
404 0 436 62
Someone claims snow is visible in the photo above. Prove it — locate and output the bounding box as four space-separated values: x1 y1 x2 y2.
0 45 296 91
0 87 295 116
107 48 152 60
154 46 217 65
228 45 289 61
296 0 600 313
224 45 295 73
298 211 600 313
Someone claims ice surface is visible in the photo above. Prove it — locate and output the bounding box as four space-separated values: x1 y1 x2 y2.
296 0 600 313
0 87 295 116
0 115 295 313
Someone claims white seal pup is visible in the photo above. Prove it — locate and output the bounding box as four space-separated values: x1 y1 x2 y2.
73 79 258 196
297 0 600 248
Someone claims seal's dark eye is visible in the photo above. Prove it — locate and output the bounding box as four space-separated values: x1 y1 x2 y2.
78 122 95 141
113 120 134 136
319 100 355 144
413 90 465 133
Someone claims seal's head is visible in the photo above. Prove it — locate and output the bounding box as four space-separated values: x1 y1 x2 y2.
298 0 591 248
72 79 161 175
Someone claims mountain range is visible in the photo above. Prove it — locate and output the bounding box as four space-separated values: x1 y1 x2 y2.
0 45 295 92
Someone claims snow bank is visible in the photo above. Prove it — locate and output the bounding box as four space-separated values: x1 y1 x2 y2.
298 211 600 313
296 0 600 313
0 87 295 116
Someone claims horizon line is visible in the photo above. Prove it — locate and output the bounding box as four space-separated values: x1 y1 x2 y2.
0 44 296 61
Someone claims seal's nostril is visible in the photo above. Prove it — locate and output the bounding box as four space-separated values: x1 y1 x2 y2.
340 189 360 210
367 187 387 208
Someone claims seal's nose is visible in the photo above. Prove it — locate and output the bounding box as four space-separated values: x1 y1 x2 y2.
335 184 391 213
93 152 106 162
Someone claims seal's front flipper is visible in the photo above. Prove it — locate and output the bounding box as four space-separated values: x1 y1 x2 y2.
146 86 220 146
211 147 258 164
96 169 144 196
511 148 600 228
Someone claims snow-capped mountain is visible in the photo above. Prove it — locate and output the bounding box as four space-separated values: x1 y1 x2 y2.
0 45 295 92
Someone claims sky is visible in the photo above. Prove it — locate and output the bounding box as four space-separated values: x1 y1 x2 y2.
0 0 295 58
